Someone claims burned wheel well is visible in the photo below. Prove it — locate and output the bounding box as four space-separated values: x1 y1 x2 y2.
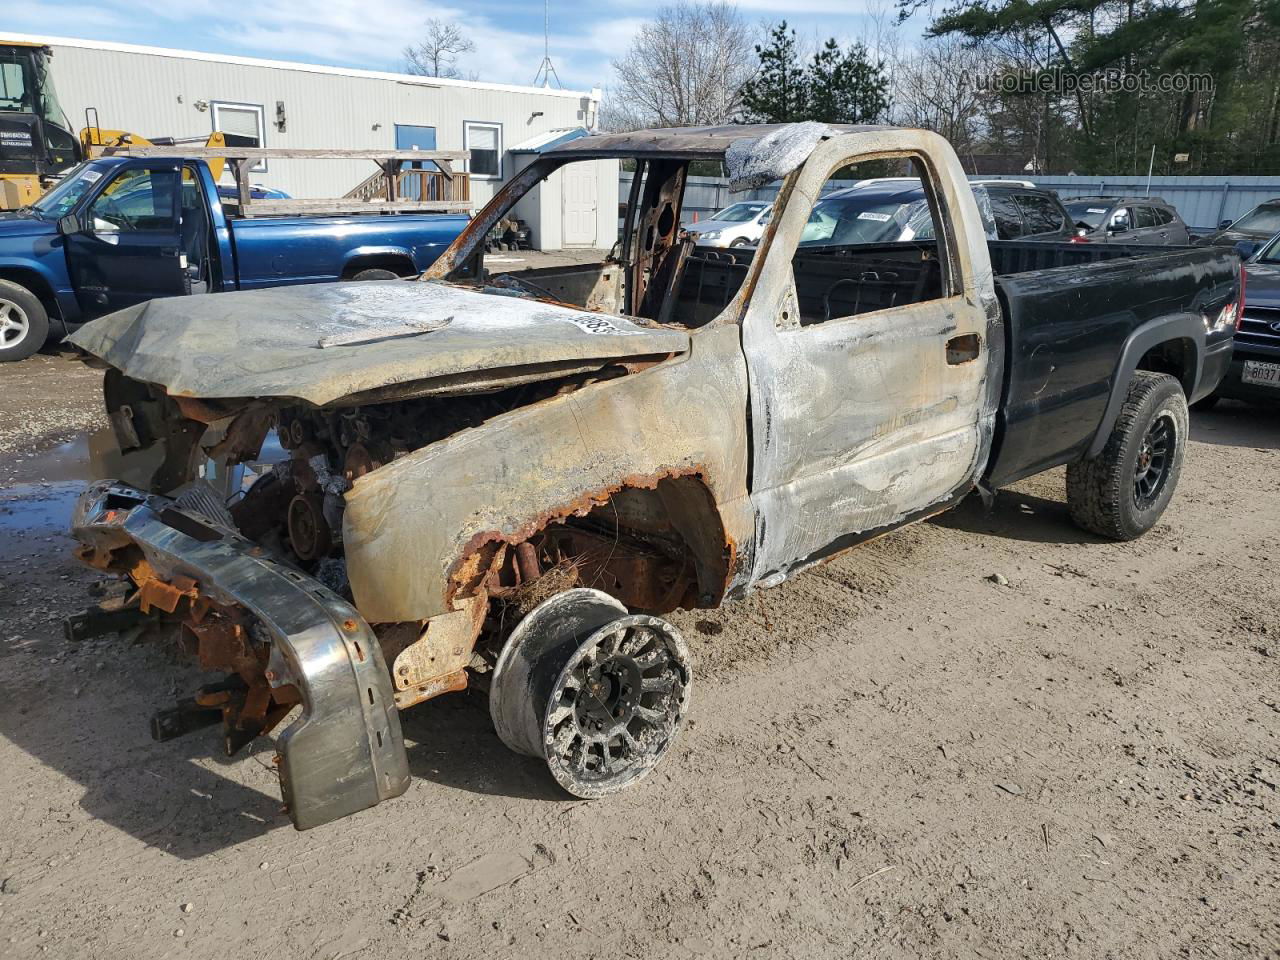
453 472 733 626
1136 337 1197 396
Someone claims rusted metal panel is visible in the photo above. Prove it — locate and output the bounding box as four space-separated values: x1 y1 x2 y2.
389 595 485 709
341 324 753 624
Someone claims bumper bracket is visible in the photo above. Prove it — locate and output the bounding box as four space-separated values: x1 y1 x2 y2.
71 480 411 830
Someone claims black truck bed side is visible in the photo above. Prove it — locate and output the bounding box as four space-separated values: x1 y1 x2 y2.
985 242 1240 488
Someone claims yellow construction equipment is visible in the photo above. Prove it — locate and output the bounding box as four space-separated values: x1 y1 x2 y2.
1 42 228 210
0 41 81 209
81 111 228 179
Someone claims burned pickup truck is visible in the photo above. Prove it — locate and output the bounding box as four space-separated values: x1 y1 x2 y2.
65 123 1239 830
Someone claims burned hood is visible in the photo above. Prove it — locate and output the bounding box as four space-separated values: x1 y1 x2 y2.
67 280 689 406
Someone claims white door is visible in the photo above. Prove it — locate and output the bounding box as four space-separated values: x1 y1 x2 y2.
562 164 598 246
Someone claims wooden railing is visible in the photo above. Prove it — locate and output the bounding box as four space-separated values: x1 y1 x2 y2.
345 167 471 205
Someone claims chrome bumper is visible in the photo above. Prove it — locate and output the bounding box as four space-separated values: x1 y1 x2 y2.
71 481 410 830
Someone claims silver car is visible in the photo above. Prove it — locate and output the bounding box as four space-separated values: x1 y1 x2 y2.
687 200 772 247
1065 196 1191 245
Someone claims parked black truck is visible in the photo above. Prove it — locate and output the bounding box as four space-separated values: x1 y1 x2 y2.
65 123 1240 829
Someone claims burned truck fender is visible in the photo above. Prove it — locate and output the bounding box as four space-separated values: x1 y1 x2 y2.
340 323 755 626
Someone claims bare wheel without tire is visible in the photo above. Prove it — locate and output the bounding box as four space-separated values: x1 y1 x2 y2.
1066 371 1189 541
490 588 692 798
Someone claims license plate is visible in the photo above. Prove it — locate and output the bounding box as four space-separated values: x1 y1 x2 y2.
1242 360 1280 387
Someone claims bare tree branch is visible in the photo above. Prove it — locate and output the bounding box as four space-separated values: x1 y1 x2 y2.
891 37 990 152
404 18 476 79
602 1 757 131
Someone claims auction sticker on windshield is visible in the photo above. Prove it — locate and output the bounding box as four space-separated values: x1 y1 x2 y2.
857 211 893 222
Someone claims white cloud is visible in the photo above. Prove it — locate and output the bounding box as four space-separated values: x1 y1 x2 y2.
8 0 905 98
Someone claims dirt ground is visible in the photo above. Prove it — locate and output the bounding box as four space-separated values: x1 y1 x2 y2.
0 351 1276 960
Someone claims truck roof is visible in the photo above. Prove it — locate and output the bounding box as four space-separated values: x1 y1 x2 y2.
547 123 893 160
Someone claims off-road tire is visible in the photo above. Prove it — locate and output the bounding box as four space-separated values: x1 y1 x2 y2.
349 268 400 281
0 279 50 363
1066 371 1189 541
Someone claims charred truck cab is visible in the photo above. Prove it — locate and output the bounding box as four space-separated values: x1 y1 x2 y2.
66 123 1240 829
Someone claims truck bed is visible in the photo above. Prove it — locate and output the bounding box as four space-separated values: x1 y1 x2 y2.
228 213 471 289
986 241 1239 486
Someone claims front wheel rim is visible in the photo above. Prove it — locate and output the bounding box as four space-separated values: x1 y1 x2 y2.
0 299 30 348
1133 412 1176 508
543 615 690 798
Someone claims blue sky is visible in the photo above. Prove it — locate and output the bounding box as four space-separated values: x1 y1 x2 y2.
7 0 892 93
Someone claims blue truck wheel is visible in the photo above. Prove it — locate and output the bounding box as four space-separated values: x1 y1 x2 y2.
0 279 50 363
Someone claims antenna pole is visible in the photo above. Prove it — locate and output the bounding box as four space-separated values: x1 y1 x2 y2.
533 0 562 89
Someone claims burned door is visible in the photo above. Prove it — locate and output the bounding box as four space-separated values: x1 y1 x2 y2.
740 131 1001 584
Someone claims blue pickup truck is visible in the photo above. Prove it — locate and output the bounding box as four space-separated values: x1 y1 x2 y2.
0 155 469 361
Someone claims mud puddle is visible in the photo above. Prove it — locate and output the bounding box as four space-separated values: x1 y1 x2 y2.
0 482 84 537
0 426 288 538
0 430 108 537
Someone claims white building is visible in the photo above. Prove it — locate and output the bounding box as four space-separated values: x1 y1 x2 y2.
2 32 617 250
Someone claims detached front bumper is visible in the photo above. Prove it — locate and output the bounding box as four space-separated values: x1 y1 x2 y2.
71 480 410 830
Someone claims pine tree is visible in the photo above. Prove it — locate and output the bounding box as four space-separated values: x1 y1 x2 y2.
739 21 808 122
807 39 891 124
740 25 891 125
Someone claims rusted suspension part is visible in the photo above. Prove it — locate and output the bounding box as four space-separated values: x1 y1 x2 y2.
490 588 691 798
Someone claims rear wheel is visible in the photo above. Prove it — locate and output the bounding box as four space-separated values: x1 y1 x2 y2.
1067 371 1188 540
0 280 49 363
349 268 400 281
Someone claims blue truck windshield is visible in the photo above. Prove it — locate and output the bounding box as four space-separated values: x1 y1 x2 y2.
31 163 105 218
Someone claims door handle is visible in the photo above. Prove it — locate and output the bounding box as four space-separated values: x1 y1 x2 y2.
946 333 981 365
160 248 179 258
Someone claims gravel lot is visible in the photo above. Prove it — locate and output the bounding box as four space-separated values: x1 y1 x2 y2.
0 352 1276 960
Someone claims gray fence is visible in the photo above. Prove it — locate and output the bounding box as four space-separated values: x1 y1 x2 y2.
621 172 1280 232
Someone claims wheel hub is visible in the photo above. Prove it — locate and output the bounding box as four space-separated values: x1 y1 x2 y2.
0 298 30 348
1133 413 1175 508
489 589 691 799
543 615 689 796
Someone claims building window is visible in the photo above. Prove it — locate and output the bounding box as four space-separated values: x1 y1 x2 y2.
211 101 267 172
464 121 501 179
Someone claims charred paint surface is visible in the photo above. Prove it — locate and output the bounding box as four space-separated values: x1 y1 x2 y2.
341 324 753 624
67 280 689 407
738 129 1003 583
